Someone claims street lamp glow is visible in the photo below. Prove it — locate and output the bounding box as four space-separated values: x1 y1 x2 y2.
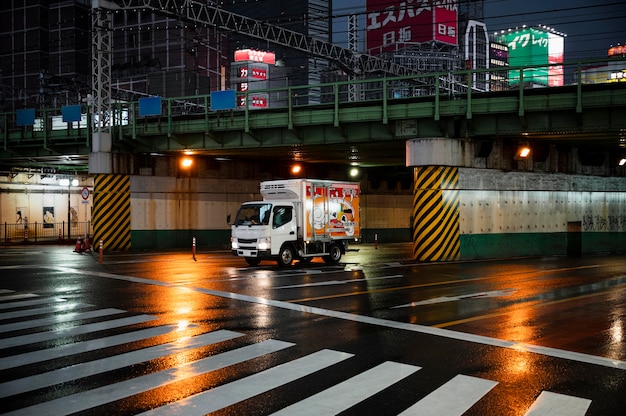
619 158 626 166
59 179 70 186
181 157 193 168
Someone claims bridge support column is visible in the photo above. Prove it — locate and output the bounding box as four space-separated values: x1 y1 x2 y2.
92 173 131 251
89 132 112 174
407 138 461 262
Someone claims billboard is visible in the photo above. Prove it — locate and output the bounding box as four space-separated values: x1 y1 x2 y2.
366 0 457 55
231 53 271 109
500 27 564 87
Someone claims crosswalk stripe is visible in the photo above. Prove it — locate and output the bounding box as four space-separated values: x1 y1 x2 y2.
0 329 244 398
0 308 125 333
0 314 157 350
399 374 498 416
139 348 355 416
0 303 93 321
270 361 421 416
0 289 15 294
0 293 39 302
0 297 67 310
0 325 175 371
524 391 592 416
2 338 295 416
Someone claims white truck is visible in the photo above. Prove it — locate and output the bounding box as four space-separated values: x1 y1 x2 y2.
231 179 360 267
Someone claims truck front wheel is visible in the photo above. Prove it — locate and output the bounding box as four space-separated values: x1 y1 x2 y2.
323 243 342 265
277 245 295 267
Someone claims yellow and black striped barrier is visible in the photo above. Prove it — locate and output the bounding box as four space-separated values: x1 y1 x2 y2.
92 174 131 251
412 166 460 261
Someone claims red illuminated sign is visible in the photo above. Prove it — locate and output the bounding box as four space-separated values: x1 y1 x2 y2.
234 49 276 64
366 0 457 54
237 94 268 108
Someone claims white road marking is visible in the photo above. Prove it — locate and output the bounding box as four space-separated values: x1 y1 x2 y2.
0 314 156 350
0 303 92 321
0 325 176 370
0 329 244 398
18 265 626 370
2 339 295 416
0 297 67 310
0 308 126 333
275 275 402 289
270 361 420 415
391 288 517 308
0 293 39 302
524 391 592 416
399 374 498 416
139 349 354 416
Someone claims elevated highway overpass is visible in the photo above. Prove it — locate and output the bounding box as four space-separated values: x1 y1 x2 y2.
1 61 626 260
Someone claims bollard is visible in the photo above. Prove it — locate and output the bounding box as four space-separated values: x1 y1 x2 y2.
99 239 103 263
374 233 378 249
192 236 197 261
58 227 62 241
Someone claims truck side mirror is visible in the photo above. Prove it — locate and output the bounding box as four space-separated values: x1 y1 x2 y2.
226 214 231 224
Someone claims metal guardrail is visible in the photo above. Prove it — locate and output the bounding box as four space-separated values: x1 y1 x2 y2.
2 221 92 244
1 58 625 149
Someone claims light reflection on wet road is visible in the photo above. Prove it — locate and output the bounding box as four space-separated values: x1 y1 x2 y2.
0 243 624 415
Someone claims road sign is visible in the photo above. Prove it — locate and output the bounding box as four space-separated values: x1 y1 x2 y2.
81 187 90 201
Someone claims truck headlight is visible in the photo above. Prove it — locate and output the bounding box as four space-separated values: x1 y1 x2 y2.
258 237 270 250
231 237 238 249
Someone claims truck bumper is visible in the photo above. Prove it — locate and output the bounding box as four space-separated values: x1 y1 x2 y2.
232 249 271 258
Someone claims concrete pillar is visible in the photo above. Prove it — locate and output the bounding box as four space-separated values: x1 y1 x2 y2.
407 138 461 261
89 132 113 174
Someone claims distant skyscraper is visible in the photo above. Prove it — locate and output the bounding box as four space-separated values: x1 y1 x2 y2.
224 0 333 91
0 1 91 111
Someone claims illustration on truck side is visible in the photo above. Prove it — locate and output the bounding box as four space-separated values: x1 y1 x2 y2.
231 179 360 267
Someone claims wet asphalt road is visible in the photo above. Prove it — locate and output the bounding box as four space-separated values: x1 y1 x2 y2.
0 243 624 415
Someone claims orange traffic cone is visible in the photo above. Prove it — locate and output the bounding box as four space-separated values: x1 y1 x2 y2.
74 238 83 253
83 235 92 253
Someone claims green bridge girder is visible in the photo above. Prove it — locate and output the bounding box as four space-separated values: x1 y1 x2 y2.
2 63 626 171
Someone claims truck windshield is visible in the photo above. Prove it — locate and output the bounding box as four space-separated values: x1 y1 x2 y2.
234 203 272 225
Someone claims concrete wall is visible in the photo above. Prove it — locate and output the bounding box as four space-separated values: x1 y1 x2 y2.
459 168 626 258
129 176 412 249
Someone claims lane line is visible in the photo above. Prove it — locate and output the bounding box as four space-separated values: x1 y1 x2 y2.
0 293 39 302
436 290 620 328
524 391 592 416
286 265 606 303
0 325 176 371
0 314 156 350
270 361 420 416
0 297 67 310
0 329 244 398
0 308 126 333
2 339 295 416
32 266 626 370
139 349 355 416
0 303 93 321
398 374 498 416
274 275 403 289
